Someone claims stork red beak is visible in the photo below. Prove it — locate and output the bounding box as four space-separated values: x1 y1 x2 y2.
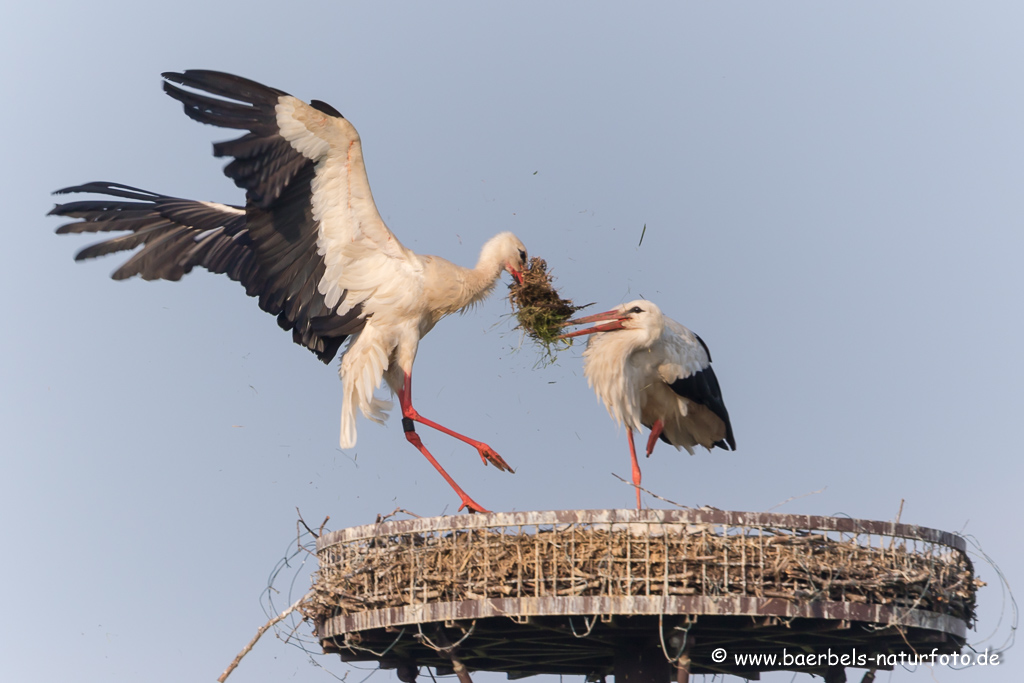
556 309 628 339
510 268 524 285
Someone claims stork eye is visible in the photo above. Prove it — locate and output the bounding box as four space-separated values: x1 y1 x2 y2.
518 249 527 262
630 306 644 314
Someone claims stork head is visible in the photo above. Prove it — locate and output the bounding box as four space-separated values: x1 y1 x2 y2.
482 232 527 285
558 299 665 340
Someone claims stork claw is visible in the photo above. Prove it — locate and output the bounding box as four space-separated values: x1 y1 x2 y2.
458 496 492 514
476 444 514 473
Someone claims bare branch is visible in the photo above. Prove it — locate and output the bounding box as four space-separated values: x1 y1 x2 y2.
297 507 319 539
218 592 312 683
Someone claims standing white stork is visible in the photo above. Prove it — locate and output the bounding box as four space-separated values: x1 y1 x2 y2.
49 70 529 513
559 300 735 509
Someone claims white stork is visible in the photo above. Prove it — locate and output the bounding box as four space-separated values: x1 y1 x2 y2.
49 70 529 513
559 300 735 509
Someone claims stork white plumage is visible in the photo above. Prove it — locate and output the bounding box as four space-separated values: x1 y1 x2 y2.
49 70 528 513
560 300 736 509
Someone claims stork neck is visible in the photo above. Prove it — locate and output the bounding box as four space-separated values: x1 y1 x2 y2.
421 250 505 320
460 252 505 308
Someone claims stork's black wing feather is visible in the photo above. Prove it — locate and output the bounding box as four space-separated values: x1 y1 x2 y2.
157 70 362 359
162 70 309 209
50 181 349 363
52 182 251 281
51 71 365 363
667 366 736 451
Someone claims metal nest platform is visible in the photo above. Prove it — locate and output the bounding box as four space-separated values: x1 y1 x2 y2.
307 509 979 681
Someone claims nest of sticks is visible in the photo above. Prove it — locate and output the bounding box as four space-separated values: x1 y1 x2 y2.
306 524 982 626
507 257 586 362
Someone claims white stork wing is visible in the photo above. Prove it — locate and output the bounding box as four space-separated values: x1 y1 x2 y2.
50 181 357 362
657 319 736 450
162 70 421 324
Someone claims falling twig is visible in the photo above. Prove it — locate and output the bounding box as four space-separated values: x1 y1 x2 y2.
638 223 647 247
218 592 312 683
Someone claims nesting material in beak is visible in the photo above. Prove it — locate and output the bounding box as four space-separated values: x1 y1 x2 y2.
508 257 588 363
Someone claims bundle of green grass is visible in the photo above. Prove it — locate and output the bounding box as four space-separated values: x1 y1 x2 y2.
508 257 587 362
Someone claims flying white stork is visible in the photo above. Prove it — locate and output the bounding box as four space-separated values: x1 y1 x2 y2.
49 70 529 513
559 300 735 509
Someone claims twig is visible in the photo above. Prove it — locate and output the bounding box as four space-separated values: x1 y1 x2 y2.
218 592 312 682
297 508 319 539
376 507 423 523
295 508 328 557
889 499 905 550
611 472 691 509
765 487 827 512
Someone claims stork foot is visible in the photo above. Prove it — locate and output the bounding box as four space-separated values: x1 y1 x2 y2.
404 430 493 514
457 494 492 514
475 444 514 473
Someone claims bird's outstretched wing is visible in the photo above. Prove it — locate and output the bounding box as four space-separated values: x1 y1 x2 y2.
658 321 736 451
161 70 422 322
52 182 249 281
50 181 358 362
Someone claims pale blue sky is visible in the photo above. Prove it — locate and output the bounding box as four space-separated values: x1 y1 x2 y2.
3 2 1021 682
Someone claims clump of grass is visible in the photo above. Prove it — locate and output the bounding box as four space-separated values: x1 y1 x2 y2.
508 257 587 363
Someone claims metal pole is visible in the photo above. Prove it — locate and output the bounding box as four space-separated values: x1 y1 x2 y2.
675 634 694 683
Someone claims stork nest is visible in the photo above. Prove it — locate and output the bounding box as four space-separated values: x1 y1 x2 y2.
305 523 983 627
507 257 587 363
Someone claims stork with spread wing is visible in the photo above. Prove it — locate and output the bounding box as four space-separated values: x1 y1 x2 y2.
50 71 528 513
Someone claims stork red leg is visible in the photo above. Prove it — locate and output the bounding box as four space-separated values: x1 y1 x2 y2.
398 373 513 472
627 428 642 510
645 419 664 457
397 373 511 513
402 426 490 514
